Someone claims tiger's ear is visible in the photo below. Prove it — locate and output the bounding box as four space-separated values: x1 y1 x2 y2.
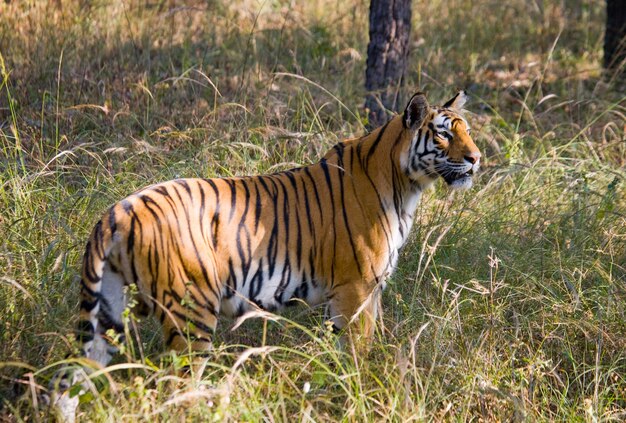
443 90 468 110
403 92 429 130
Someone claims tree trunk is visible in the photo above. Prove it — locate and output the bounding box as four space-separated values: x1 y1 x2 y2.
604 0 626 73
364 0 412 129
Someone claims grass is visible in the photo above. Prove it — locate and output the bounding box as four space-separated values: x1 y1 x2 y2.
1 0 625 420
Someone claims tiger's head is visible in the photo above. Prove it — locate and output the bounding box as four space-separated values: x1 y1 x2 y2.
400 91 481 190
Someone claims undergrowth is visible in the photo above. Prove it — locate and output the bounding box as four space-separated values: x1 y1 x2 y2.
1 0 625 421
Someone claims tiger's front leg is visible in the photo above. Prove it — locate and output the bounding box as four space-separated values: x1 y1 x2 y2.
328 280 381 346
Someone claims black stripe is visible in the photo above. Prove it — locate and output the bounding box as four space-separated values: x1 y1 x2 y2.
81 299 98 312
94 220 105 260
82 246 99 283
165 329 181 347
197 181 207 241
147 243 157 288
254 180 262 234
300 172 314 235
249 258 264 300
353 152 395 263
153 186 170 197
266 177 279 278
225 258 237 298
206 179 221 247
303 167 323 225
276 178 290 252
174 179 192 196
275 258 291 304
139 195 167 301
319 159 337 285
140 195 164 228
365 121 390 166
80 278 99 296
308 250 316 283
233 231 245 289
121 199 134 215
121 199 143 286
335 147 364 279
171 310 215 335
412 129 423 156
76 320 95 342
127 215 135 254
443 92 459 108
294 199 303 269
333 142 345 160
98 305 124 333
170 184 221 302
108 207 117 236
257 175 274 196
237 180 252 282
239 179 250 221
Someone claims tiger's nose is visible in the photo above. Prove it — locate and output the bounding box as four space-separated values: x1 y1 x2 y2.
464 152 481 164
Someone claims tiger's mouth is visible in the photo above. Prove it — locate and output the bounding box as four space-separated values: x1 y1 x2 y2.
440 168 474 189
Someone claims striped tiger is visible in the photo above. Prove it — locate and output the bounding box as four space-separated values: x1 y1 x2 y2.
51 91 480 417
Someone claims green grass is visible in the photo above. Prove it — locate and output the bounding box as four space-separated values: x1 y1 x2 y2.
1 0 625 420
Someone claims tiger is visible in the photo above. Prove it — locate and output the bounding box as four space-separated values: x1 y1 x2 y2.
51 91 480 418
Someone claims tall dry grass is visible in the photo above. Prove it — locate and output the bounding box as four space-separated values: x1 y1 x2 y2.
1 0 625 420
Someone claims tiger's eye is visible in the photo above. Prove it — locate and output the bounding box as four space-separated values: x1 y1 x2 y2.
435 133 451 145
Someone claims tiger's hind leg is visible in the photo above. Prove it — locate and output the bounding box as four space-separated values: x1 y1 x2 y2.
156 264 221 366
157 293 217 382
162 310 216 354
155 260 221 375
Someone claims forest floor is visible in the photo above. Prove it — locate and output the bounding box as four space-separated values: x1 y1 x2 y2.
1 0 625 420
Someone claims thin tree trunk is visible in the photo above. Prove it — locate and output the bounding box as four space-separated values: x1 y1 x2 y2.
604 0 626 74
364 0 412 129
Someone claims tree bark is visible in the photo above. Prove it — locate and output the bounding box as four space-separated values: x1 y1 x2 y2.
365 0 412 129
604 0 626 73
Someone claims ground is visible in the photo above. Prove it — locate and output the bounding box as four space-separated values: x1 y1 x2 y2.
1 0 625 421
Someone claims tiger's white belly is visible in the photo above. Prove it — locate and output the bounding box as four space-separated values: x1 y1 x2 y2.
219 261 326 318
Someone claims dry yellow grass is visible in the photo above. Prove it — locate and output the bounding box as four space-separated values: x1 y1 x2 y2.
1 0 625 420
